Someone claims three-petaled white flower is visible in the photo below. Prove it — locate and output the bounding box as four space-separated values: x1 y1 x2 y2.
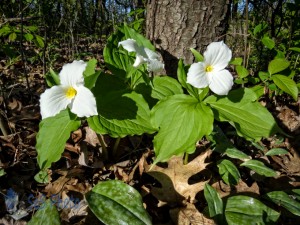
118 39 164 72
187 41 234 95
40 60 98 119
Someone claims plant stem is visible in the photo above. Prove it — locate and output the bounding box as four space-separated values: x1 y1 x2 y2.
113 137 121 157
97 134 108 160
0 114 9 136
184 153 189 165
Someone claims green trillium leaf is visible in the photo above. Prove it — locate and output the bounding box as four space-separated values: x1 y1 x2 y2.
151 94 213 163
36 110 81 170
206 88 280 141
88 73 156 137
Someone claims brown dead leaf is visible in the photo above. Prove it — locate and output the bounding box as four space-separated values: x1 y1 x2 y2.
72 129 82 143
212 180 260 198
146 151 211 206
45 173 70 196
170 203 216 225
78 142 104 168
83 127 100 147
271 147 300 176
8 98 22 112
277 106 300 133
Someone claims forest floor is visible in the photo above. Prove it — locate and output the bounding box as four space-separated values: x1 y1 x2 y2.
0 40 300 225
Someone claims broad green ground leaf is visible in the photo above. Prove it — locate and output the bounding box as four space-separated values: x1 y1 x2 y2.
217 159 240 185
204 184 223 217
206 88 279 141
262 36 275 49
135 76 183 108
151 76 183 100
265 148 289 156
86 180 152 225
190 48 204 62
209 126 249 160
225 196 280 225
249 85 264 99
123 24 155 50
45 68 60 87
235 65 249 78
104 29 132 77
230 57 243 66
27 199 60 225
268 58 290 75
151 94 213 163
241 159 277 177
36 110 80 170
177 59 199 98
272 75 298 101
266 191 300 216
83 58 97 77
83 58 100 89
88 73 156 137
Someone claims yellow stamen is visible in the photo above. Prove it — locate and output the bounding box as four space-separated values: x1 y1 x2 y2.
65 87 77 99
205 65 213 72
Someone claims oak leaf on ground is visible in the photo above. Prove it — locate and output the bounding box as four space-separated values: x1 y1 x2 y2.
146 151 211 206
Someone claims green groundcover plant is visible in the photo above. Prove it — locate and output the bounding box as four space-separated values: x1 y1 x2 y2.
31 24 299 225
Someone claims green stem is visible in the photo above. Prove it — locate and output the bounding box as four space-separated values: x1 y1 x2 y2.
97 134 108 160
113 137 121 157
184 152 189 165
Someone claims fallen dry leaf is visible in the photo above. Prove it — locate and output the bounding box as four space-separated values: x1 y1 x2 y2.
277 106 300 133
212 180 260 198
170 203 216 225
146 151 211 206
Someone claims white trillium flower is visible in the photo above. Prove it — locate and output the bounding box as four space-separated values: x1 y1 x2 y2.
187 41 234 95
118 39 164 72
40 60 98 119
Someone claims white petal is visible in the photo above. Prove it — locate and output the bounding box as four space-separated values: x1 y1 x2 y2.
144 48 160 60
119 39 148 58
208 69 233 95
70 86 98 117
187 62 209 88
118 39 139 53
40 86 71 119
147 59 164 72
204 41 232 71
133 55 146 67
59 60 87 86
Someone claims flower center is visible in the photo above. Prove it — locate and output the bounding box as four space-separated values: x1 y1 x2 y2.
205 65 213 72
65 87 77 99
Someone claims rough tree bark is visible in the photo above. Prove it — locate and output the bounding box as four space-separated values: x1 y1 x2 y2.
146 0 231 76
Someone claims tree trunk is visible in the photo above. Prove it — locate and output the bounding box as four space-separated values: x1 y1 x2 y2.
146 0 231 76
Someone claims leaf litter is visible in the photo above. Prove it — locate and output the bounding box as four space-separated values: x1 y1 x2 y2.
0 41 299 225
